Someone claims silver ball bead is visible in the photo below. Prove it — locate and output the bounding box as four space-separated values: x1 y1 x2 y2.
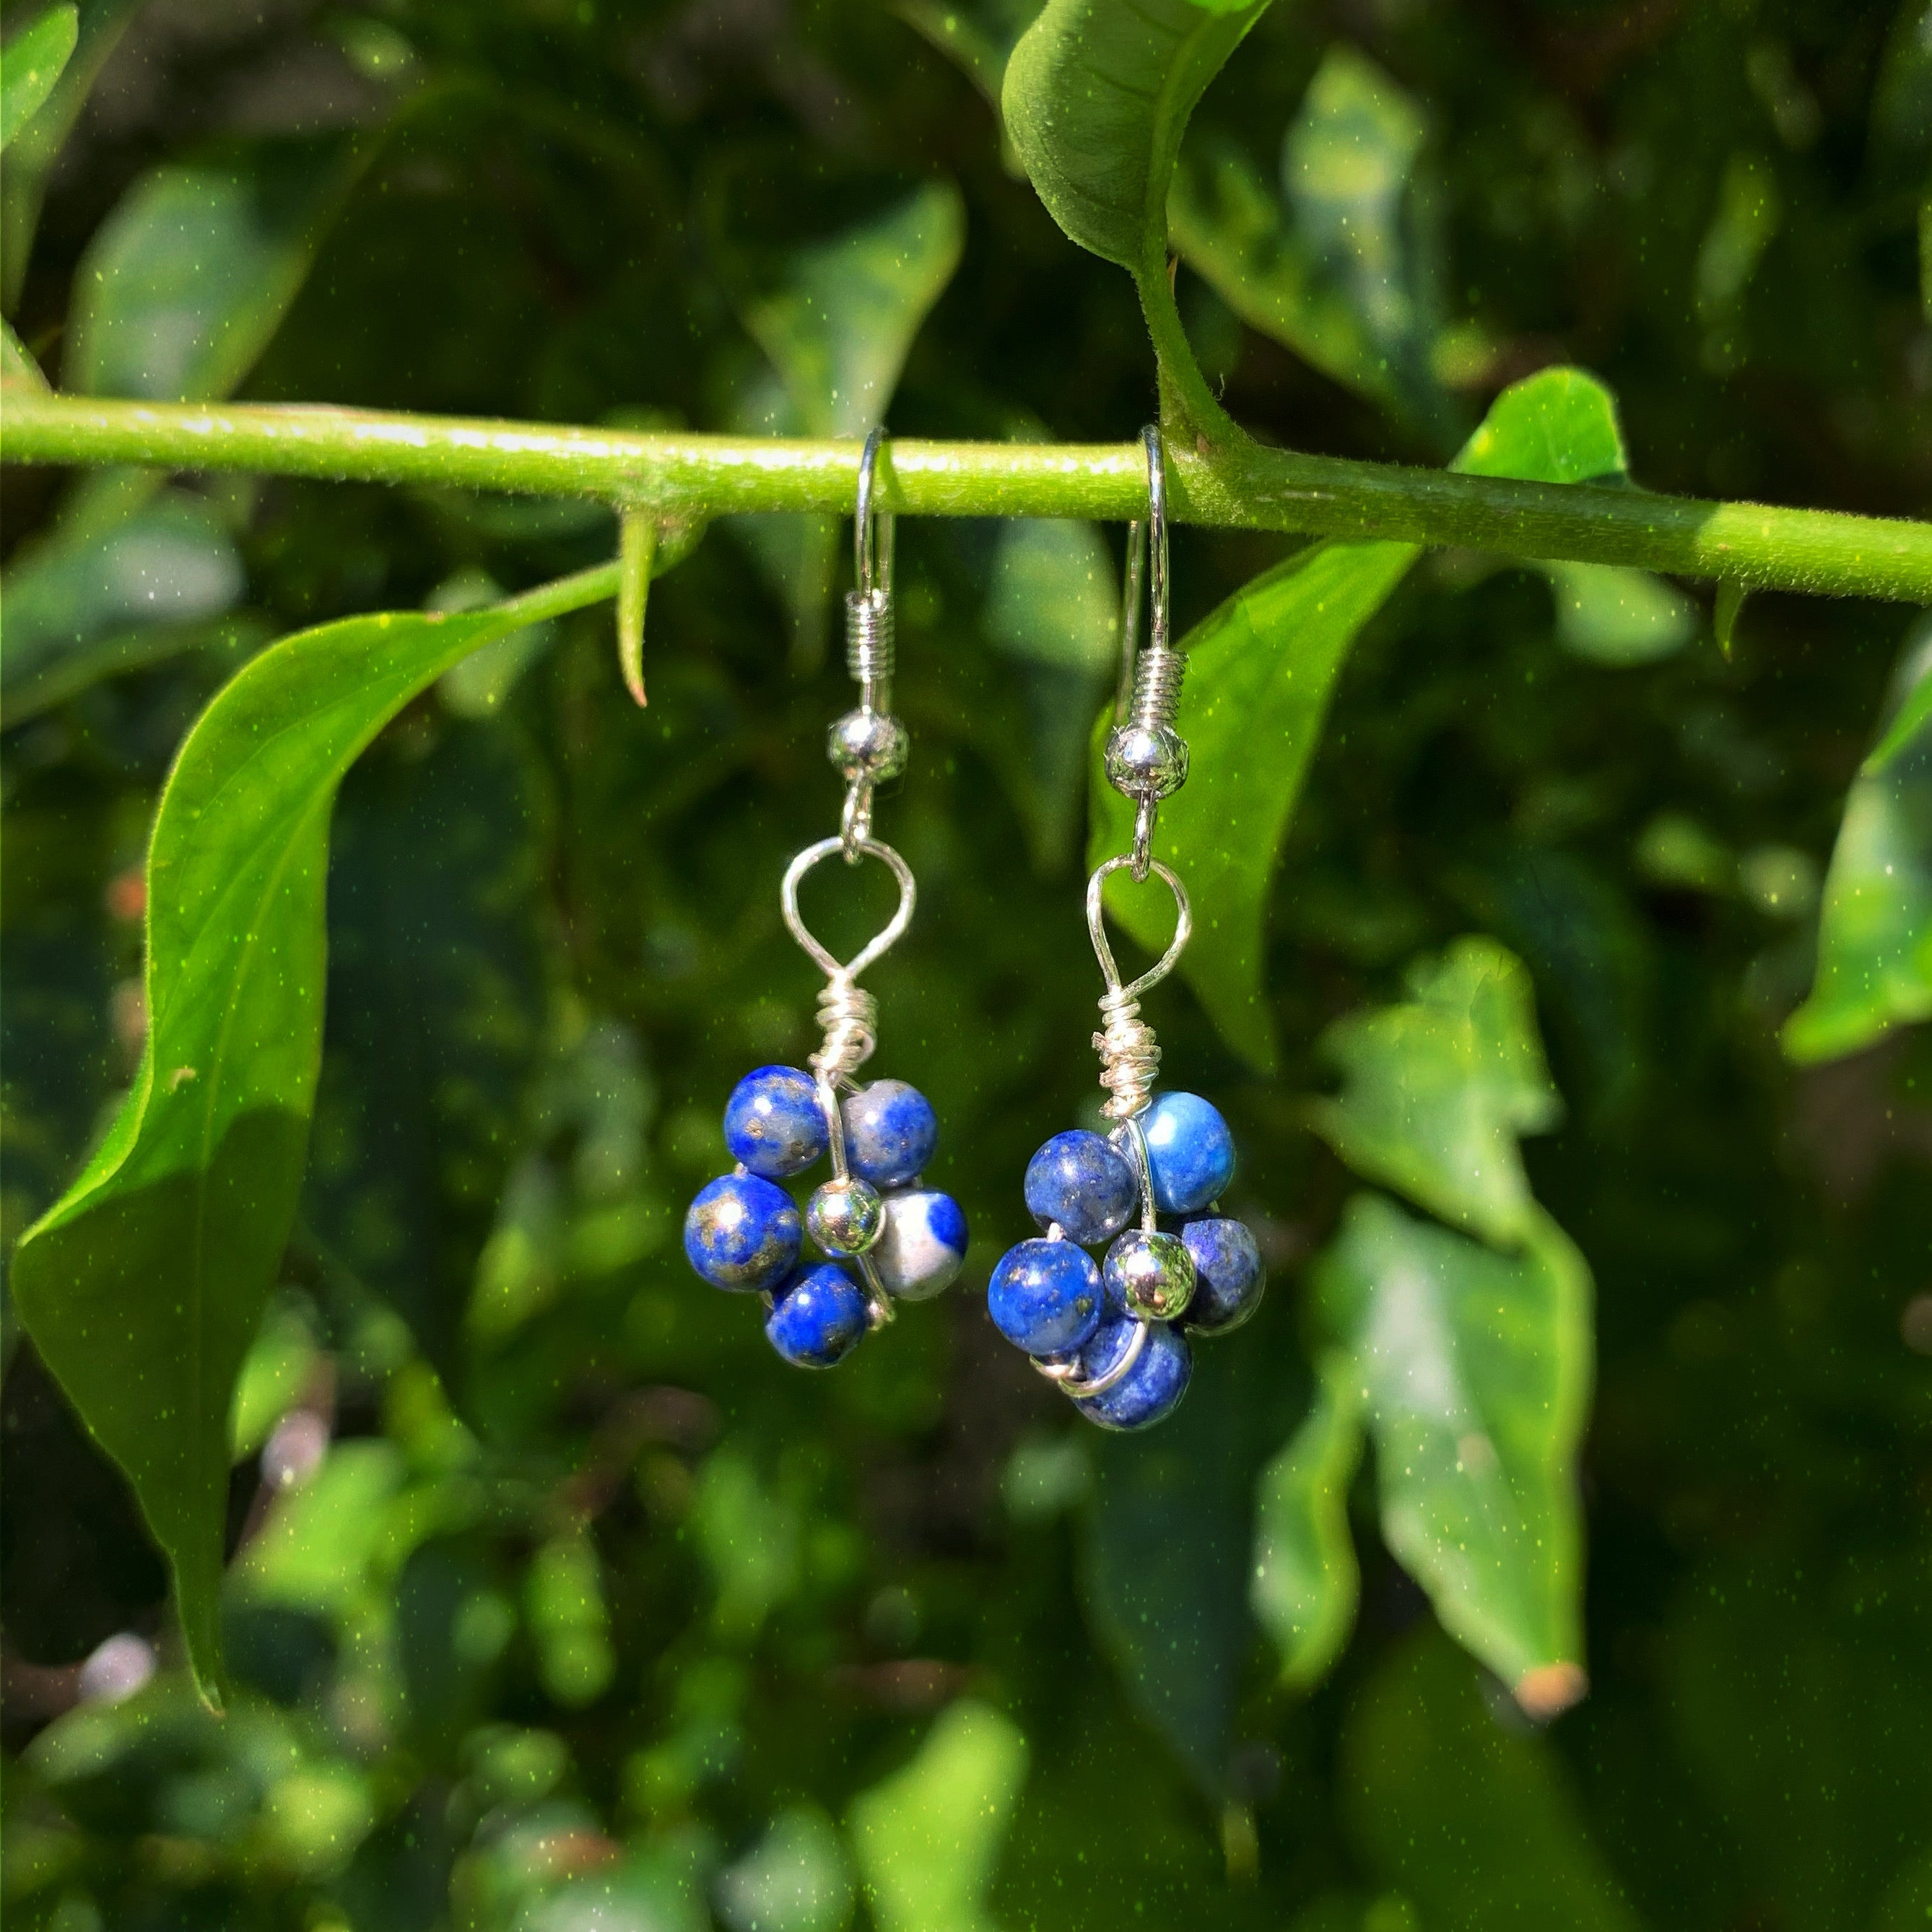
1103 1228 1196 1320
806 1176 884 1256
1104 724 1188 801
828 709 909 783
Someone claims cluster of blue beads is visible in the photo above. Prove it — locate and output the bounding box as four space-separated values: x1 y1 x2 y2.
683 1066 967 1369
986 1091 1265 1431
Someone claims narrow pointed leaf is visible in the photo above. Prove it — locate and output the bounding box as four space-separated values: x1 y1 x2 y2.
10 586 600 1702
0 5 77 153
1311 937 1562 1247
1251 1360 1364 1691
1002 0 1270 274
1317 1194 1593 1710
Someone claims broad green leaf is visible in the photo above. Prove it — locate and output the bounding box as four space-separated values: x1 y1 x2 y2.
1 313 46 386
1784 630 1932 1062
1090 365 1645 1071
1170 134 1424 427
731 180 965 439
715 1805 856 1932
1002 0 1270 275
235 1440 406 1619
1082 1339 1266 1790
1279 47 1446 431
1311 937 1562 1247
1543 560 1697 666
1250 1361 1363 1692
0 490 243 711
301 721 546 1384
847 1700 1028 1932
983 517 1119 869
1341 1632 1646 1931
11 591 583 1704
0 6 76 154
62 139 366 540
720 183 962 667
1318 1194 1592 1708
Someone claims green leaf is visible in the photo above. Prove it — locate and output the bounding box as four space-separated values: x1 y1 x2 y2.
1317 1194 1592 1710
1 314 46 387
0 490 244 713
0 5 77 152
1250 1360 1363 1692
719 181 962 668
983 517 1120 869
1082 1340 1266 1790
1783 634 1932 1062
10 588 588 1705
730 180 965 440
68 142 363 403
847 1700 1028 1932
526 1530 615 1708
1311 937 1562 1247
1089 365 1645 1071
1001 0 1270 275
1541 560 1697 666
234 1438 406 1620
1170 134 1427 429
301 721 547 1385
1341 1632 1646 1931
1713 578 1747 659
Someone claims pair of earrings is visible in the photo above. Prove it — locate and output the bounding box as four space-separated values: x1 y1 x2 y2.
682 428 1266 1430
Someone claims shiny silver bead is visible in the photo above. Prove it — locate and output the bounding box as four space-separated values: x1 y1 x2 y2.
806 1175 884 1256
1104 723 1188 801
828 708 909 783
1102 1228 1196 1320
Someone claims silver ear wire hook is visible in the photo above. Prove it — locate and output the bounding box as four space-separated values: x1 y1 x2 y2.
832 427 908 859
1104 425 1185 882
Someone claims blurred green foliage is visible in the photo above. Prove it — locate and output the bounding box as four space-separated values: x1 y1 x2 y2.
2 1 1930 1930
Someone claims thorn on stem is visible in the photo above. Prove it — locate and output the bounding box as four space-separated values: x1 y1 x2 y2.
617 509 658 705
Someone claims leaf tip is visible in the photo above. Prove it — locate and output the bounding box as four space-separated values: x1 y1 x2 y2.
1513 1659 1587 1720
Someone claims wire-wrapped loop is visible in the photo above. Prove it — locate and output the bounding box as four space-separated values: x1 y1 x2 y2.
811 975 879 1083
1093 987 1161 1121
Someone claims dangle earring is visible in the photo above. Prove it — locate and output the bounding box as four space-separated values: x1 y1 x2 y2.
985 426 1266 1430
682 430 968 1367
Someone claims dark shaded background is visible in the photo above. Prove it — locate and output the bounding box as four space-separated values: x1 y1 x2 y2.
3 1 1929 1928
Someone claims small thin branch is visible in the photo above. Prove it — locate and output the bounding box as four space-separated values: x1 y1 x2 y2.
5 391 1931 604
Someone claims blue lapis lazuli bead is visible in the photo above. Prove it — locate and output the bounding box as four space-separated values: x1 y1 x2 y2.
1069 1315 1193 1432
1140 1092 1235 1214
1024 1129 1136 1245
841 1079 938 1188
765 1262 870 1367
988 1238 1103 1357
872 1188 967 1300
1179 1217 1266 1334
684 1173 801 1292
724 1065 828 1179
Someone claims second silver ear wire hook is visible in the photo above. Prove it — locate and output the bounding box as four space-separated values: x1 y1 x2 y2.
1105 425 1187 884
831 427 908 859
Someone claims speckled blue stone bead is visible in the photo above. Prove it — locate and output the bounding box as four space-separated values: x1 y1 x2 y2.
988 1238 1104 1357
765 1262 870 1367
1024 1130 1137 1245
684 1172 801 1292
873 1188 967 1300
724 1065 828 1179
1069 1315 1193 1432
1179 1217 1267 1334
841 1079 939 1188
1140 1091 1235 1214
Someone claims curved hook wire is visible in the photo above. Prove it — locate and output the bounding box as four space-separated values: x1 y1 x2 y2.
854 425 894 601
1087 854 1191 1003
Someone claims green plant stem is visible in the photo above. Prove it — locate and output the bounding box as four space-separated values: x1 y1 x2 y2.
6 390 1931 603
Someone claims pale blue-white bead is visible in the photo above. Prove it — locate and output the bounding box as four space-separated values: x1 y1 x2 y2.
1140 1091 1235 1214
872 1188 967 1300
